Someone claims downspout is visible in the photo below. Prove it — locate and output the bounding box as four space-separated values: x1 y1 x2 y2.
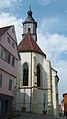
30 52 32 112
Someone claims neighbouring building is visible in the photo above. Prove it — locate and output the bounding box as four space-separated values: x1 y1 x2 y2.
63 93 67 117
0 25 19 116
16 1 59 116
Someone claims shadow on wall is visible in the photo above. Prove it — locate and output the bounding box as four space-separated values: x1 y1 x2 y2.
52 105 59 116
17 65 48 112
17 89 32 112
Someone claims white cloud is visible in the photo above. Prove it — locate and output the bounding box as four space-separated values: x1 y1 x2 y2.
0 12 23 43
37 0 55 5
0 0 15 7
37 32 67 63
0 0 22 8
56 60 67 102
40 16 67 35
37 16 67 103
37 30 67 103
40 17 59 32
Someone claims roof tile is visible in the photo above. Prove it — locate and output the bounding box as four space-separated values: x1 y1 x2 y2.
18 32 46 57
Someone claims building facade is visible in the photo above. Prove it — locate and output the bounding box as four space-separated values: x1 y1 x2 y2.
16 2 59 116
63 93 67 117
0 25 19 116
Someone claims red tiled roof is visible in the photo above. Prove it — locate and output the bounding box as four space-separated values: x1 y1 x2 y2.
0 26 12 37
18 32 46 57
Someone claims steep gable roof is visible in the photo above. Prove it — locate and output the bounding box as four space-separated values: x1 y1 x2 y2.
18 32 46 58
0 25 12 38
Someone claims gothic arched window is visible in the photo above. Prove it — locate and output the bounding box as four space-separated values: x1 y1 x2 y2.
23 63 29 86
37 64 40 87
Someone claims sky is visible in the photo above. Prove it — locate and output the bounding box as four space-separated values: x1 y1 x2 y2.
0 0 67 103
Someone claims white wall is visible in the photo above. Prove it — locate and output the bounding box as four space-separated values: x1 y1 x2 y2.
16 51 49 114
52 69 59 116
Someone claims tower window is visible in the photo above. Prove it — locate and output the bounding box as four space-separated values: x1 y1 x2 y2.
28 28 30 32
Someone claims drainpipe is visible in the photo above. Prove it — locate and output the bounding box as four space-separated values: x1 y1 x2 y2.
30 52 32 112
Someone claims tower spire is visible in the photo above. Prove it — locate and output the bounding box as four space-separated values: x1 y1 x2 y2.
22 0 37 42
28 0 32 17
29 0 31 11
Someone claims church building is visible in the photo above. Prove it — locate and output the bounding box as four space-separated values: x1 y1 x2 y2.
16 0 59 116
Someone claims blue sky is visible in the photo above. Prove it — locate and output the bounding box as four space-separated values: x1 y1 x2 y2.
0 0 67 103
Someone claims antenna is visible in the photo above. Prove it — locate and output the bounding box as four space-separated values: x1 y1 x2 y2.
29 0 31 11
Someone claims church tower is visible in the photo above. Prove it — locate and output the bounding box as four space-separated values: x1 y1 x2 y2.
16 0 59 116
22 0 37 42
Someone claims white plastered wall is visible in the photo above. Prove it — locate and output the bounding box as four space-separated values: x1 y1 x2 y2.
16 52 49 114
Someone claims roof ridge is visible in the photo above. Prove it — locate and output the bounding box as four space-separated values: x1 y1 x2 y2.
0 25 13 29
29 33 45 54
18 32 46 58
28 33 34 50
